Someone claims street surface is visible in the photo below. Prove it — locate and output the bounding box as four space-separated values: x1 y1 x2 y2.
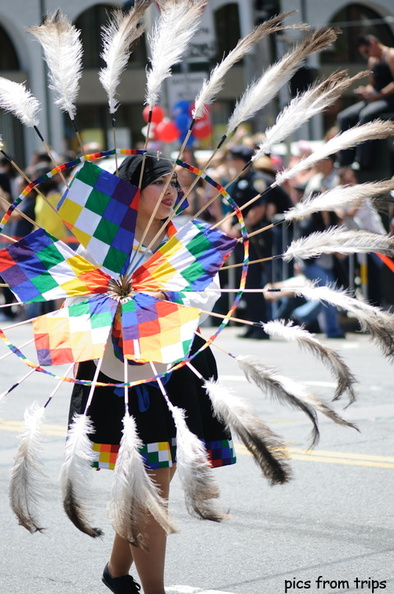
0 323 393 594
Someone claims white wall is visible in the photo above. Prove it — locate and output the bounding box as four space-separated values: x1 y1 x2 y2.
0 0 118 161
281 0 394 26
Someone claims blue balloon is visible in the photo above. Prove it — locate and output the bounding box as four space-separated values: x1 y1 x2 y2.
172 100 191 117
174 112 190 134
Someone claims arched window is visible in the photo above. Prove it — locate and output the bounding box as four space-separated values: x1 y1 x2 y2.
0 24 20 70
74 4 147 69
321 4 394 64
214 3 241 62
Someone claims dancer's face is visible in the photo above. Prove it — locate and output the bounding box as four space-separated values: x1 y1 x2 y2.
139 174 178 221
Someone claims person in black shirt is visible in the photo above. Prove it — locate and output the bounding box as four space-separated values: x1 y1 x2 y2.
222 146 273 339
337 34 394 169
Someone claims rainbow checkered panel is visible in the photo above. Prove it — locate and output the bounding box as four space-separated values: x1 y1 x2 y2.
132 219 237 293
57 161 140 277
32 295 117 366
0 228 111 303
115 293 200 364
91 439 176 470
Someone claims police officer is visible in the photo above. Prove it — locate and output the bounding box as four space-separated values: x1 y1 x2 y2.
223 145 272 339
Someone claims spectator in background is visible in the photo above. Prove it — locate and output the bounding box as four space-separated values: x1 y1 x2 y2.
34 168 69 240
335 166 386 306
254 154 294 282
222 145 272 339
337 34 394 170
253 155 293 218
0 156 19 202
6 175 36 240
282 141 317 205
293 155 346 338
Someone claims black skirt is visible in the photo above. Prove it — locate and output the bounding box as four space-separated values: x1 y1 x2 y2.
68 336 236 470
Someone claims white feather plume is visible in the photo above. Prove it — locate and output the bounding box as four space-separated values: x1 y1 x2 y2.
193 11 300 120
226 27 339 136
283 226 394 260
263 320 357 403
60 413 102 538
99 3 149 115
28 10 83 120
0 77 40 127
204 379 292 484
284 179 394 222
276 119 394 186
171 405 224 521
236 355 357 448
254 70 369 157
9 402 46 533
108 413 177 549
293 284 394 360
145 0 206 107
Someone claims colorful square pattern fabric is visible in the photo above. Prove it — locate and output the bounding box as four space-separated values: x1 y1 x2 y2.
91 442 118 470
131 219 237 293
115 293 200 364
0 228 111 303
32 294 117 365
91 437 235 470
57 161 140 277
205 439 237 467
91 439 176 470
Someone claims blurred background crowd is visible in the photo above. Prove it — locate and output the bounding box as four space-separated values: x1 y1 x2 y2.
1 0 394 336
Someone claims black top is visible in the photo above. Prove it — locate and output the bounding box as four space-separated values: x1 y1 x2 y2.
227 168 267 218
373 56 393 91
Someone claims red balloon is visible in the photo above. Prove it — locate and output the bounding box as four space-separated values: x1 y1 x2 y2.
156 120 179 143
142 105 165 124
193 122 213 140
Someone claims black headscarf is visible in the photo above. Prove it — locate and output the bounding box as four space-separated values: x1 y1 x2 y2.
118 151 175 189
117 151 187 213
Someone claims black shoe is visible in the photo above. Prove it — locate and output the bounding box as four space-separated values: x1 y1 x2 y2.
238 327 269 340
237 327 254 338
102 563 141 594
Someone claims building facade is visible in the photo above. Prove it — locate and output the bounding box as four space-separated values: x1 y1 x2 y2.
0 0 257 165
0 0 393 166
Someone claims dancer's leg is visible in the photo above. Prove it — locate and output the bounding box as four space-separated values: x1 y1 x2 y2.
131 466 176 594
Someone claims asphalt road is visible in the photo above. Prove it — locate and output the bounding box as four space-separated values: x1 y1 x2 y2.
0 323 393 594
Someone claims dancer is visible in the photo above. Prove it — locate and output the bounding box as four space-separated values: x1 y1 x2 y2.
68 152 236 594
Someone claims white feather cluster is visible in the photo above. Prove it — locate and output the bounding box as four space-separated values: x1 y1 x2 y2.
99 6 148 114
276 119 394 186
283 226 394 260
60 413 102 537
193 12 296 120
284 179 394 222
205 378 292 484
0 77 40 127
263 320 357 403
9 403 47 533
226 27 338 136
108 413 176 549
295 284 394 360
28 10 83 119
145 0 206 107
171 405 223 521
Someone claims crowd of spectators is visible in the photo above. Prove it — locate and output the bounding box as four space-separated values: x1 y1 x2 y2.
0 126 392 336
181 128 393 339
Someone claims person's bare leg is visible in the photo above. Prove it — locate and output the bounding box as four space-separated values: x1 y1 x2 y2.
131 466 176 594
108 533 134 577
107 465 176 590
